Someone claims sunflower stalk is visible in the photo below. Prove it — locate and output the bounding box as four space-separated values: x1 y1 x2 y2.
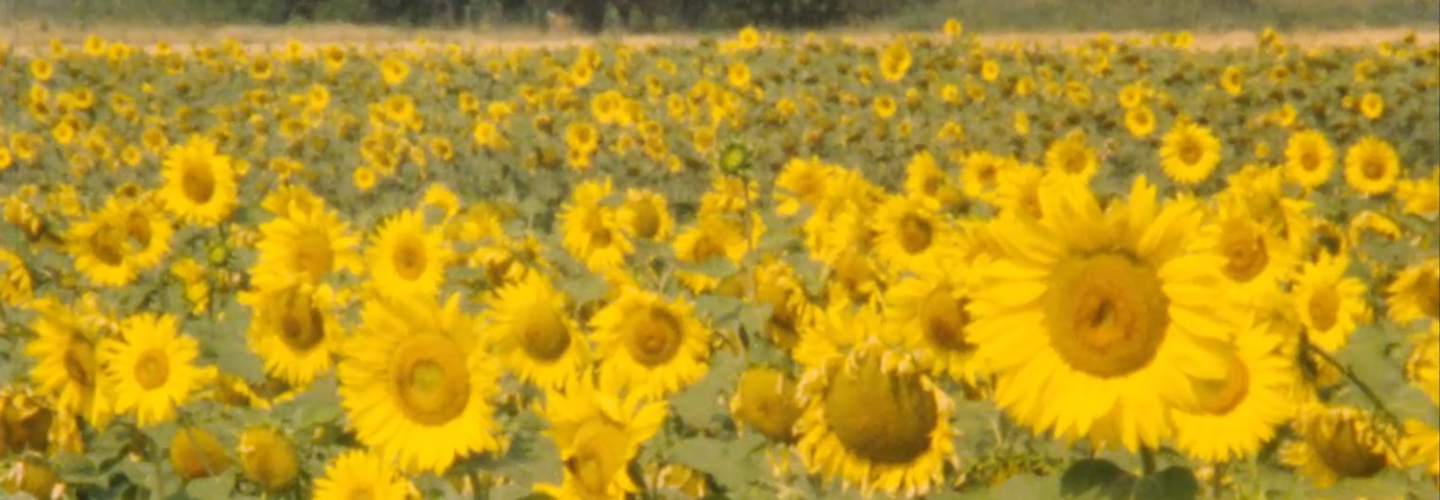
1140 446 1157 476
1303 343 1407 458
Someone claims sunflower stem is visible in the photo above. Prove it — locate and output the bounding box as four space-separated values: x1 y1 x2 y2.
1303 343 1407 458
1140 447 1157 477
1304 343 1402 427
1210 462 1226 498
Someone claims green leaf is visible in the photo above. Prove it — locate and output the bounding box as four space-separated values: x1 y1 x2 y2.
1060 458 1131 499
669 433 768 495
670 349 746 429
954 473 1062 500
184 470 236 499
1133 466 1199 500
560 272 610 305
678 257 738 279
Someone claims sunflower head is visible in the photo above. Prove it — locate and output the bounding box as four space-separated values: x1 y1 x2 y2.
169 426 230 479
729 367 803 443
238 426 299 493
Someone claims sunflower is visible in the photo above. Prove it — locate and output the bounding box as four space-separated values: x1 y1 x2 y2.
1280 405 1394 488
728 367 804 443
365 210 452 300
251 204 363 292
672 214 749 293
1292 253 1370 353
1124 106 1156 138
1159 121 1223 187
1343 136 1400 196
616 189 673 241
1400 419 1440 480
24 299 114 427
776 157 835 216
159 135 238 226
1043 129 1098 181
260 184 323 217
338 294 502 473
967 175 1234 452
903 151 953 206
1357 92 1384 120
99 313 206 427
533 372 667 500
1211 198 1298 297
312 450 415 500
590 287 710 400
883 253 981 383
65 208 139 287
1170 320 1295 463
1283 130 1335 190
793 303 956 497
1404 322 1438 405
871 195 955 276
480 272 589 390
877 40 911 82
0 249 32 307
557 179 632 276
239 282 344 387
959 151 1013 203
109 195 172 271
238 426 299 493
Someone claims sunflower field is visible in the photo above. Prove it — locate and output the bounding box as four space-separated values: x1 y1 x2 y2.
0 22 1438 500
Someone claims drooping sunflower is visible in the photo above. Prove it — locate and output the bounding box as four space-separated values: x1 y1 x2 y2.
312 450 415 500
159 135 238 226
728 367 804 444
883 252 982 383
239 282 344 387
1343 136 1400 196
99 313 207 427
1159 121 1223 187
24 298 113 427
590 287 710 400
671 214 750 294
793 303 956 497
967 175 1235 452
616 189 673 241
338 294 502 473
534 372 668 500
251 204 363 292
364 209 452 300
1283 130 1335 190
1291 253 1370 353
1386 258 1439 325
1170 320 1296 464
1280 405 1394 488
480 272 589 390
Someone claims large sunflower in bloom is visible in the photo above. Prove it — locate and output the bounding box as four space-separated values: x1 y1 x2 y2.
159 135 238 226
100 313 207 427
534 373 668 500
871 195 955 275
1283 130 1335 190
793 302 957 497
1342 136 1400 196
590 287 711 400
883 251 982 383
364 209 452 300
480 271 589 390
968 174 1234 452
338 294 502 473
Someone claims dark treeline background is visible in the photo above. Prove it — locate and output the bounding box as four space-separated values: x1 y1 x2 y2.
3 0 1437 34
